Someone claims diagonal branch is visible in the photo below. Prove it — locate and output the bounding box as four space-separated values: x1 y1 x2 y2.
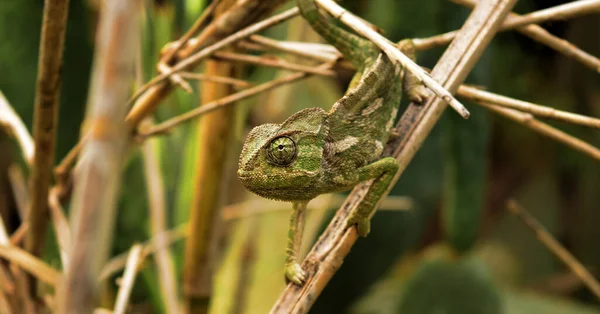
270 0 518 312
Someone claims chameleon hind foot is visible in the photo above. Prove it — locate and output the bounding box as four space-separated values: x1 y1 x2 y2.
285 262 307 285
345 212 371 237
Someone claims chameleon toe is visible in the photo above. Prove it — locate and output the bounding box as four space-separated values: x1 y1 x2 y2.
285 262 307 285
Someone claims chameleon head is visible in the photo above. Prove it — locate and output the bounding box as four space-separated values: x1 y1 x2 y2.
237 107 327 202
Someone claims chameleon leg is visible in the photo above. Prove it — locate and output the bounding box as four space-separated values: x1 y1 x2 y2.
397 39 429 103
284 201 308 285
345 157 399 237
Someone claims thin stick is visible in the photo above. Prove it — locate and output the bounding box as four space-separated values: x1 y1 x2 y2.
179 72 252 88
480 103 600 161
27 0 71 258
0 245 60 286
451 0 600 73
415 0 600 51
7 165 29 220
316 0 470 118
140 120 180 314
125 7 301 123
212 51 336 76
140 63 331 137
271 0 517 311
457 85 600 128
249 35 340 62
113 244 143 314
0 92 34 165
506 200 600 300
48 186 71 269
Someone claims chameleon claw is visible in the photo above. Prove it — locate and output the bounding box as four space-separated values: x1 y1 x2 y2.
345 214 371 237
285 262 307 285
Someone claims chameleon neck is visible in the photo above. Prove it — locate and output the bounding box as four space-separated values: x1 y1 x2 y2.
297 0 377 69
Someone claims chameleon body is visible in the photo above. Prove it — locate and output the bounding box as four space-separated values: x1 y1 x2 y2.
237 0 426 284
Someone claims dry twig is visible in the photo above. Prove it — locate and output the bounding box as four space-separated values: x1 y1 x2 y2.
113 245 143 314
478 103 600 161
457 85 600 128
416 0 600 51
507 200 600 300
139 63 333 137
27 0 70 258
140 121 180 314
126 7 300 125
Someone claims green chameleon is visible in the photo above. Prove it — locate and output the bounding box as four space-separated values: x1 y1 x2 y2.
237 0 427 285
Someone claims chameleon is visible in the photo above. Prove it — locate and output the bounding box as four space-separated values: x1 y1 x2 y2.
237 0 427 285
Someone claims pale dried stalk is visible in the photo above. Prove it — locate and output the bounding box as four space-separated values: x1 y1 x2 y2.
179 72 252 88
479 103 600 160
48 186 71 269
140 63 332 137
0 92 34 165
7 165 29 219
27 0 70 258
0 245 60 286
316 0 470 118
415 0 600 51
452 0 600 72
507 200 600 300
57 0 141 312
271 0 517 311
457 85 600 128
212 51 336 76
113 245 143 314
249 35 340 62
141 121 180 314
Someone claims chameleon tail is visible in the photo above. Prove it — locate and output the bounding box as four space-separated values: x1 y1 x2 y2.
297 0 377 69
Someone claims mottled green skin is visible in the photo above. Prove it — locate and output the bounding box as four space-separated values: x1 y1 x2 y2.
237 0 424 285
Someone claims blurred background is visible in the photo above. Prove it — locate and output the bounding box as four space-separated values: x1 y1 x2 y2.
0 0 598 313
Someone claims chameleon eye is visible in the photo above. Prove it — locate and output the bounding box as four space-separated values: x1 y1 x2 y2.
266 136 297 166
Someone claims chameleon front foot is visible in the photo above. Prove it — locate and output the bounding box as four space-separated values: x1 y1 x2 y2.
345 213 371 237
285 262 307 285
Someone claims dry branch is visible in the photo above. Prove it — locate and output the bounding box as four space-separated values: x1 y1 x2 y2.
140 63 333 137
457 85 600 128
270 0 518 312
27 0 70 258
478 103 600 161
507 200 600 300
56 0 141 312
113 245 143 314
451 0 600 72
415 0 600 51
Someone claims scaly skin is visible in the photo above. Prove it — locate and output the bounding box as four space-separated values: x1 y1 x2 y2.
237 0 427 285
